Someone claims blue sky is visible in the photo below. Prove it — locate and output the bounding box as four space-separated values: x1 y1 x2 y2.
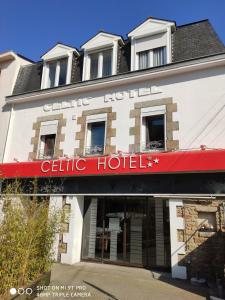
1 0 224 61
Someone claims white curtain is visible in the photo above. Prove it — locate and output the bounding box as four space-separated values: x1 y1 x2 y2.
90 53 99 79
139 51 149 69
153 47 166 67
102 49 112 77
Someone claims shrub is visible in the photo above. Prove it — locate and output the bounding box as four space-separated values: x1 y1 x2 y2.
0 180 64 299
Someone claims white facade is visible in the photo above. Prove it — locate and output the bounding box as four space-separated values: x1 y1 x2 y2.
0 51 30 162
3 58 225 162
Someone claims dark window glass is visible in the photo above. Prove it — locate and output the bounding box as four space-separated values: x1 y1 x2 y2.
145 115 165 150
85 121 105 155
102 50 112 77
91 121 105 148
59 58 68 85
40 134 56 158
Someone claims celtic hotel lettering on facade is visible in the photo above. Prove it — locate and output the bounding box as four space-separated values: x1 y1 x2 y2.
43 85 161 112
40 155 159 174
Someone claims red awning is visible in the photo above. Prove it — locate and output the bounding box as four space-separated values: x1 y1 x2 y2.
1 149 225 179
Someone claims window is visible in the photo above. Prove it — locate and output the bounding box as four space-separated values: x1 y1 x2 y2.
85 121 105 155
90 53 99 79
39 134 56 159
58 58 68 85
89 49 112 79
102 50 112 77
153 47 167 67
48 62 57 88
142 115 165 151
38 120 58 159
198 212 216 232
139 50 149 70
138 46 167 70
46 57 68 88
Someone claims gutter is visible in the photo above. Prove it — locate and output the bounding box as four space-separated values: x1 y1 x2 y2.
5 52 225 105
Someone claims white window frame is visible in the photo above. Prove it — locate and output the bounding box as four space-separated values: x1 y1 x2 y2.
84 48 114 80
141 106 166 152
84 114 107 156
37 120 58 159
130 27 172 71
137 46 167 70
41 52 73 89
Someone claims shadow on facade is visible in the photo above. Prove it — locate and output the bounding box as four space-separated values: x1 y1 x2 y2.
158 229 225 299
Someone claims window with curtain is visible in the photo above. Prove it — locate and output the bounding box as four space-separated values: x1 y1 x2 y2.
144 115 165 150
89 49 113 79
58 58 68 85
47 58 68 88
86 121 105 155
102 49 112 77
48 61 57 88
153 47 167 67
138 50 149 70
90 53 99 79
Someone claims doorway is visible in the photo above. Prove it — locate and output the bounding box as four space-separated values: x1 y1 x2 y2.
81 197 170 269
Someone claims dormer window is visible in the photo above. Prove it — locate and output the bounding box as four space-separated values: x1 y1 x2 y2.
138 46 167 70
89 49 112 80
128 17 175 71
41 43 79 89
47 58 68 88
81 32 124 81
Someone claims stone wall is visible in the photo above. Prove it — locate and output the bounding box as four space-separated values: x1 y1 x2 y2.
179 199 225 280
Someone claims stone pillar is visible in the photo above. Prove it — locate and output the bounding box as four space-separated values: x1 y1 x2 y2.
155 199 165 266
49 195 63 262
169 199 187 279
61 196 84 264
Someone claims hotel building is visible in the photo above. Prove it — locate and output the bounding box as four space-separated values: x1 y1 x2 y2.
1 17 225 280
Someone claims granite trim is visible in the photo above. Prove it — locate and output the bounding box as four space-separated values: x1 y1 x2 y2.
28 113 67 160
129 97 179 152
75 107 116 156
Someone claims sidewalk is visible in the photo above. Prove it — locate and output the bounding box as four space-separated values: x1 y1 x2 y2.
35 262 208 300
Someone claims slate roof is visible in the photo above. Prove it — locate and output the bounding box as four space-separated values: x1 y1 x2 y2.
172 20 225 62
12 19 225 96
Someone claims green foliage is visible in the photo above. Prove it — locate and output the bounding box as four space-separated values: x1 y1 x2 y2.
0 180 64 299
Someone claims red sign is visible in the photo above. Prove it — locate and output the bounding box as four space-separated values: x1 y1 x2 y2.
1 150 225 179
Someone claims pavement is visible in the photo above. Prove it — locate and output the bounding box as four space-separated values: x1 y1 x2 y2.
35 262 208 300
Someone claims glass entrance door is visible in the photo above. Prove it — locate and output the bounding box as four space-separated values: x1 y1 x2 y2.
81 197 170 268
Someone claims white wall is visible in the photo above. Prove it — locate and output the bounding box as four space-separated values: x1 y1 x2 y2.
4 64 225 162
61 196 84 264
169 199 187 279
0 55 30 162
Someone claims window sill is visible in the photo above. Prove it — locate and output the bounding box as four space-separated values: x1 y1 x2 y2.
141 148 165 153
198 231 216 238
